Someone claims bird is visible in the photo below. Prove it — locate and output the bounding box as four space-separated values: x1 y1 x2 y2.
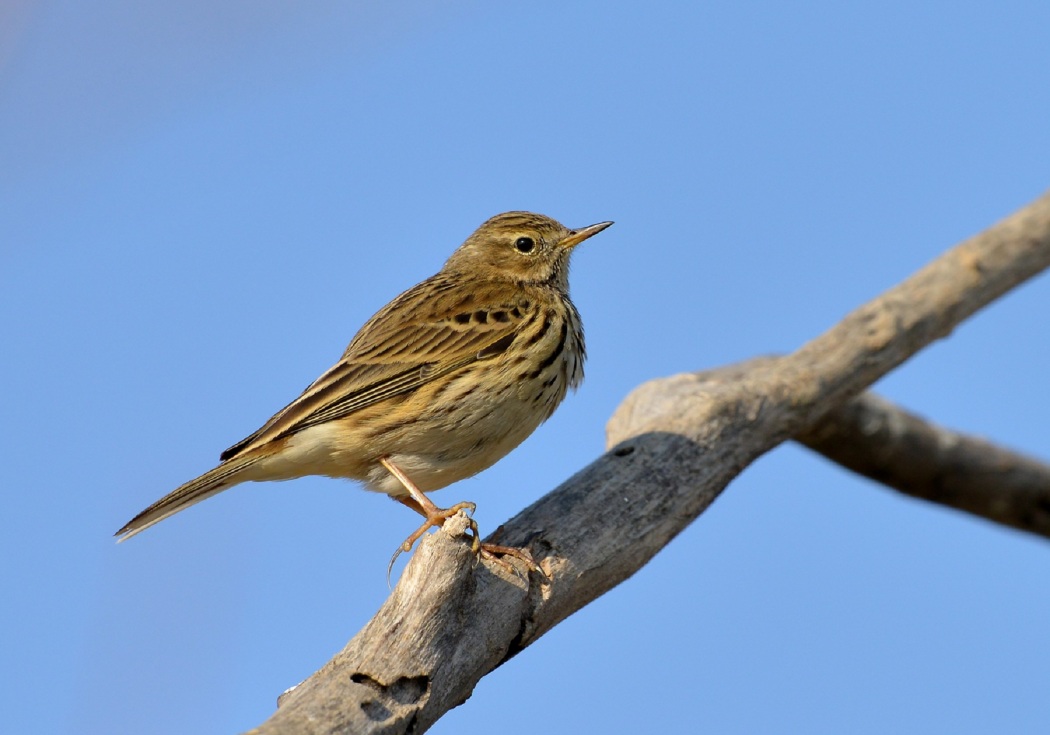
116 211 612 562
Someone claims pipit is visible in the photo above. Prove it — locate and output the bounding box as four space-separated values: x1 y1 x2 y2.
116 212 612 565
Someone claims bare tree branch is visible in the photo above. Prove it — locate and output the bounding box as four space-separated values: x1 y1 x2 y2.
248 190 1050 734
797 392 1050 539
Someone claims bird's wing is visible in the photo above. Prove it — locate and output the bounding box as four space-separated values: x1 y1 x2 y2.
219 276 536 461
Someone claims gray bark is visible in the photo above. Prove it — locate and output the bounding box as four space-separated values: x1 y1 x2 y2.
797 392 1050 539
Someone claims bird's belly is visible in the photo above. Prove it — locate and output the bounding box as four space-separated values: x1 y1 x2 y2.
359 365 569 497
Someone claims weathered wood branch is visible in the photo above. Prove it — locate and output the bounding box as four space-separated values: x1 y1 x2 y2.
248 190 1050 734
797 392 1050 539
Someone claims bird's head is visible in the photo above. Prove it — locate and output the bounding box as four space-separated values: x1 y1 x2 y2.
444 211 612 289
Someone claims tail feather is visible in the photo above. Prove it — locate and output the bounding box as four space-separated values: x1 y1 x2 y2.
115 456 260 542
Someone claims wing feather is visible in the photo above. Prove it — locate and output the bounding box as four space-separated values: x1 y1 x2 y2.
220 276 532 461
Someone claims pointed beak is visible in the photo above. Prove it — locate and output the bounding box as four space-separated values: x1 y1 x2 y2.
559 220 614 250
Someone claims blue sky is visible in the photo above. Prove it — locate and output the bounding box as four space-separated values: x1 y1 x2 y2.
3 2 1050 733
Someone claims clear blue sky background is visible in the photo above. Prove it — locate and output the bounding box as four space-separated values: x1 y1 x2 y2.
3 2 1050 733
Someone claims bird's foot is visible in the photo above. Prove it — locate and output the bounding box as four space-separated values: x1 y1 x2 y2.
401 500 479 554
387 501 478 583
479 542 545 581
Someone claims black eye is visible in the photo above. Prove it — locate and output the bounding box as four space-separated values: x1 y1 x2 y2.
514 236 536 253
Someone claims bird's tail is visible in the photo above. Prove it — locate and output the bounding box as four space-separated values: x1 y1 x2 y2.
115 455 261 542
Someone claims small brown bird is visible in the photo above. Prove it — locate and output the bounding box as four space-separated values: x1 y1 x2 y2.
116 212 612 559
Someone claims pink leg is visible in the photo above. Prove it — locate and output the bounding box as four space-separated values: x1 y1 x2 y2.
381 456 479 562
380 456 540 576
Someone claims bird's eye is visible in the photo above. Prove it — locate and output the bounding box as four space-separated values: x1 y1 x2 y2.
514 236 536 254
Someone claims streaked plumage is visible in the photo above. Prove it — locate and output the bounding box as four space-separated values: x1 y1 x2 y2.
116 212 611 552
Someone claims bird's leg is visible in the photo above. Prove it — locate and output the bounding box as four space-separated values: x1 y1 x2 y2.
381 457 480 556
380 457 540 578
